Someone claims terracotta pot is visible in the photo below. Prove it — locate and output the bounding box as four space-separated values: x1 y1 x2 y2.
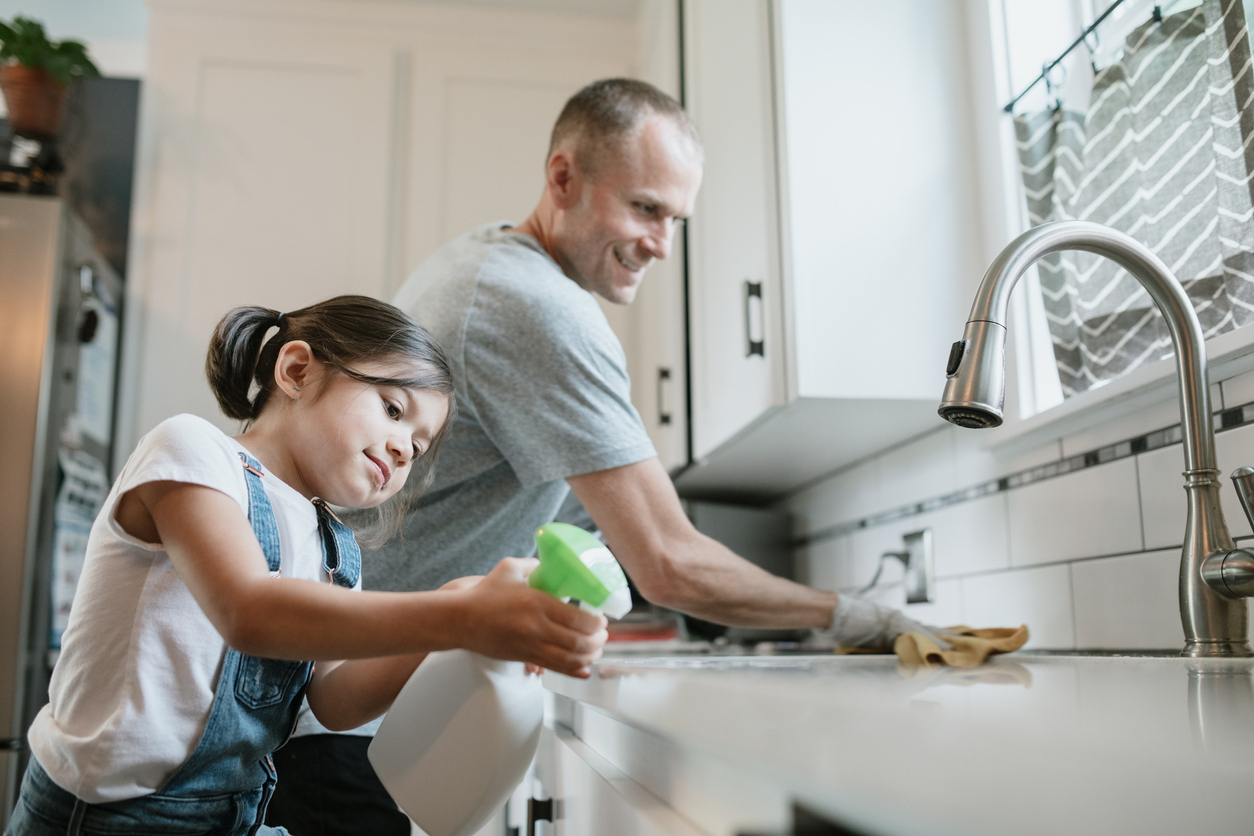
0 64 68 141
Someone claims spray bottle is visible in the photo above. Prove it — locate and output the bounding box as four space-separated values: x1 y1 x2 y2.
368 523 632 836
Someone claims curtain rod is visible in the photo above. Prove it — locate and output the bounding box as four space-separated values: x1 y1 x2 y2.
1002 0 1148 113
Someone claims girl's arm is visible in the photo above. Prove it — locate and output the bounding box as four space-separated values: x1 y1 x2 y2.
305 654 428 731
123 480 607 674
304 576 485 731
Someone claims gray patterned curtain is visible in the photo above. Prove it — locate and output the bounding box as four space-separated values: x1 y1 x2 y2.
1015 0 1254 397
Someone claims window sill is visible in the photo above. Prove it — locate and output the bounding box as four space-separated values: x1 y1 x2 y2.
987 325 1254 457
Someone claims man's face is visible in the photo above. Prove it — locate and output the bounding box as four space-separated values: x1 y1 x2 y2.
553 116 703 304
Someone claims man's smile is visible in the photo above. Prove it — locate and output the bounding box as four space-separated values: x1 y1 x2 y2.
613 246 648 273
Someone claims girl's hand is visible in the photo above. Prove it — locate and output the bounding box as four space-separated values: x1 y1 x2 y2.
453 557 607 678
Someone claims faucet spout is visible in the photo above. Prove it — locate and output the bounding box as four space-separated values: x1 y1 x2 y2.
939 220 1251 657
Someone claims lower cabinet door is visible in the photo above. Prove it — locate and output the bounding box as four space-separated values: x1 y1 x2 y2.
535 725 712 836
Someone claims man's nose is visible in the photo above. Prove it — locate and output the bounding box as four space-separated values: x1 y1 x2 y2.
641 226 671 261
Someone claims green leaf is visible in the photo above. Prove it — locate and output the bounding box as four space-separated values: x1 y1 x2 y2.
0 14 99 80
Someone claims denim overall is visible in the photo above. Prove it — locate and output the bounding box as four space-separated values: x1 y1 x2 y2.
7 452 361 836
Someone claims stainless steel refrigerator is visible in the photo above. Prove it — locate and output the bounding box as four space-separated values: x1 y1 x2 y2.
0 194 123 823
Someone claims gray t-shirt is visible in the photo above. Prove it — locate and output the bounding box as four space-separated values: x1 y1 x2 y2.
366 223 656 592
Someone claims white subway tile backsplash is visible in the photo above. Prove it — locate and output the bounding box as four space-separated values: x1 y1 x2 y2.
1059 395 1186 459
924 493 1010 578
877 427 955 509
1221 366 1254 408
795 536 849 592
848 523 911 591
902 578 964 628
1137 443 1186 551
858 578 904 607
1070 550 1184 650
784 368 1254 654
962 564 1076 649
1135 423 1254 548
1216 422 1254 540
951 428 1063 487
823 492 1008 595
1007 457 1142 566
789 457 881 531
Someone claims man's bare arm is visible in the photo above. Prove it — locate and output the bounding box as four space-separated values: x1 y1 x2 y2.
567 458 838 629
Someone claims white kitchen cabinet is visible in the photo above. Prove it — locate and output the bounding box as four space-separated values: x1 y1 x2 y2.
532 723 713 836
673 0 986 497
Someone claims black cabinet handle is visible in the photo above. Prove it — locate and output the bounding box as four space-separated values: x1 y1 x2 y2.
744 280 764 357
527 797 554 836
657 367 673 426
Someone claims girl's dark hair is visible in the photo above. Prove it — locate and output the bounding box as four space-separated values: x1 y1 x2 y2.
206 294 455 548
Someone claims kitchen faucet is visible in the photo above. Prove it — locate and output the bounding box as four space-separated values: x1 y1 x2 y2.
938 220 1254 658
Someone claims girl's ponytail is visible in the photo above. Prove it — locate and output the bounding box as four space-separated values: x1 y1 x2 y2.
205 305 283 421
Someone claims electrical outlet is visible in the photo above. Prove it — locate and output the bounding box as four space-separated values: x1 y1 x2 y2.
901 529 934 604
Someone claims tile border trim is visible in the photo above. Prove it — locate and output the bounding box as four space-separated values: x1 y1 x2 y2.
794 400 1254 548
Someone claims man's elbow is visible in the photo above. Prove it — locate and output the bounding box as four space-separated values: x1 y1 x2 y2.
627 549 698 610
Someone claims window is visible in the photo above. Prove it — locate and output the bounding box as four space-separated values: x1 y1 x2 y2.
995 0 1254 419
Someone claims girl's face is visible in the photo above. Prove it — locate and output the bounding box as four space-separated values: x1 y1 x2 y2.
286 359 450 509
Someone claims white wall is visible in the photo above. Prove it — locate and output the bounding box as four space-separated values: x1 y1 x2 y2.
116 0 640 461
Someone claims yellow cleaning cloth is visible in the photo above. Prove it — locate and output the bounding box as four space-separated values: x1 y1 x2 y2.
894 625 1029 669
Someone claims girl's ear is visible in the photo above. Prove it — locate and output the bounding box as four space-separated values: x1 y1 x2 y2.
274 340 316 399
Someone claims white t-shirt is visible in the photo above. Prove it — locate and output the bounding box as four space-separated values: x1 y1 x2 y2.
28 414 351 804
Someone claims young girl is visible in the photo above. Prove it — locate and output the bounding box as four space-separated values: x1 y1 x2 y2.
5 295 607 836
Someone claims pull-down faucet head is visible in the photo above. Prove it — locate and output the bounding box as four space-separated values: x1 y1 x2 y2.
939 320 1006 429
941 220 1251 657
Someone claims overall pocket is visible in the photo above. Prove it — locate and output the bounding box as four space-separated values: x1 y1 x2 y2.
234 655 307 710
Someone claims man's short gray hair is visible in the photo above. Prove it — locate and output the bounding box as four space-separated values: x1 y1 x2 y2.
548 78 702 180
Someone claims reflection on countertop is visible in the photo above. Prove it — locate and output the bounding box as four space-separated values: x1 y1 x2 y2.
544 652 1254 836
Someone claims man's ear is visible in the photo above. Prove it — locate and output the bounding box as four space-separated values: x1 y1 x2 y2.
546 147 583 210
274 340 317 399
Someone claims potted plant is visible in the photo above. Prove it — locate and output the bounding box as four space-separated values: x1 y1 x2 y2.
0 16 99 140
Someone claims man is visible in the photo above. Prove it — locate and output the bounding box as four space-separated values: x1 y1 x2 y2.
268 78 937 834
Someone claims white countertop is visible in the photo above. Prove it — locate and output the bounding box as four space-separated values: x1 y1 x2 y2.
543 651 1254 836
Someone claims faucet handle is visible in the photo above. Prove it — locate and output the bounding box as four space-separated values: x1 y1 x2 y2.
1231 467 1254 534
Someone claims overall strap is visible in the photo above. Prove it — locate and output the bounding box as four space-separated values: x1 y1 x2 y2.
311 499 361 589
238 452 281 574
237 453 360 588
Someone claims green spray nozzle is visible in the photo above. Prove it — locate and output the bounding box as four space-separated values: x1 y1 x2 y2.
529 522 632 619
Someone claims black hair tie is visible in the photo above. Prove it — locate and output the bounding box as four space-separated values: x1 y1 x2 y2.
275 311 286 327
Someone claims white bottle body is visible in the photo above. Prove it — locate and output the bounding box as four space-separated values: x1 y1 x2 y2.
368 649 544 836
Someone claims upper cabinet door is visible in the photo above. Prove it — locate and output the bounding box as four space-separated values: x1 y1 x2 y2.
125 11 401 448
683 0 789 462
776 0 981 401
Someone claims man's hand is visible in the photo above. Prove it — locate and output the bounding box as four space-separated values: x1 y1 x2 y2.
815 596 951 651
450 557 607 678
